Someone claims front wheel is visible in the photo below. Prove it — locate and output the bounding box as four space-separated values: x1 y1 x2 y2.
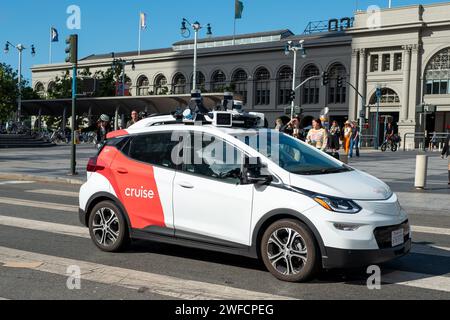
391 143 398 152
381 143 387 152
88 201 129 252
261 219 320 282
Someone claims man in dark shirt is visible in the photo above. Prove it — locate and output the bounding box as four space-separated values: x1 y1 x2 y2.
126 110 140 128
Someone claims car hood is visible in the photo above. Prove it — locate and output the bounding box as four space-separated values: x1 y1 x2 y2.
289 169 393 201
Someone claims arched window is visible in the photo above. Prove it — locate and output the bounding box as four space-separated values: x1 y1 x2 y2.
154 74 168 95
301 65 320 104
369 88 400 104
328 63 347 104
231 69 248 103
47 81 56 93
35 82 45 97
277 66 293 105
136 76 149 96
425 48 450 95
190 71 206 91
211 70 227 92
172 73 186 95
254 67 271 105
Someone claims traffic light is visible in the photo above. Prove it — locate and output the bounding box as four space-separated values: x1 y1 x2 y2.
322 72 329 86
65 34 78 64
337 76 344 88
289 90 296 102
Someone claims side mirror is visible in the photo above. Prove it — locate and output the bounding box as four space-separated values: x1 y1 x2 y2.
242 156 273 185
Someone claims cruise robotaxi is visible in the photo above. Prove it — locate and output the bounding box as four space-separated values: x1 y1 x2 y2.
79 91 411 282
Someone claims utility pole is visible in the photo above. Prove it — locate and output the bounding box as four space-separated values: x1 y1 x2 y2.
65 34 78 176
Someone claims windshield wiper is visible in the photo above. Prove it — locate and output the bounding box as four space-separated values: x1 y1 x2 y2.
295 167 351 175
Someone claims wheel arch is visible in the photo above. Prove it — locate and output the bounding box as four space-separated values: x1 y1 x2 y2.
85 192 132 233
251 209 327 260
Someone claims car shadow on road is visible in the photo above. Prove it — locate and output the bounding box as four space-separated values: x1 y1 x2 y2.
117 239 450 286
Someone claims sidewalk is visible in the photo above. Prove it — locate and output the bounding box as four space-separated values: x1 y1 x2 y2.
0 144 96 185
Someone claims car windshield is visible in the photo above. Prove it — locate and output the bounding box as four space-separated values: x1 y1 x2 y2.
234 130 351 175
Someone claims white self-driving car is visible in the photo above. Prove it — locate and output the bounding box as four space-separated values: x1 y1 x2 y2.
79 110 411 282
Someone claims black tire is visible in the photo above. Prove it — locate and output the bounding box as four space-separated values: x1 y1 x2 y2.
381 143 387 152
260 219 320 282
391 143 398 152
88 201 129 252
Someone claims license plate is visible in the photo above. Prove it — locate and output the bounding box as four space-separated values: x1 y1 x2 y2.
392 229 404 247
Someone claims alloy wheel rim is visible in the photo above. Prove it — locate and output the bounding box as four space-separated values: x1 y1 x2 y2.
92 208 120 247
267 228 308 276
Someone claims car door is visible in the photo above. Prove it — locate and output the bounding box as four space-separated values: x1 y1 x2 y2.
109 131 179 232
173 131 254 246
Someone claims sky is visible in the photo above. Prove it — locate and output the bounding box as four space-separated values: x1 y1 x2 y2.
0 0 447 82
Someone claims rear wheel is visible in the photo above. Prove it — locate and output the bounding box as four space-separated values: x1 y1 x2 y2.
261 219 320 282
88 201 129 252
391 143 398 152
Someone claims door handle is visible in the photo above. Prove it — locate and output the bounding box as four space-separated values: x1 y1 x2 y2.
178 182 194 189
116 168 128 174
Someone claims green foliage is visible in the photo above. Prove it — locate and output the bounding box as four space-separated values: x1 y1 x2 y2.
0 63 38 121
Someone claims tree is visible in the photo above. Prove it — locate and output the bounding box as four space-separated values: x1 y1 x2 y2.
0 63 38 122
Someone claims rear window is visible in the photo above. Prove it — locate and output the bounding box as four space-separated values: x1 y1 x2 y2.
126 132 181 169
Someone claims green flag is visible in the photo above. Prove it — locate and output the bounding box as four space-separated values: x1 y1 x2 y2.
235 0 244 19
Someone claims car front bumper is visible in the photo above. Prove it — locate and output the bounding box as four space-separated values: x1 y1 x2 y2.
322 238 411 269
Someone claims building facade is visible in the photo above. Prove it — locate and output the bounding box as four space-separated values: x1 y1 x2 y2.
31 2 450 145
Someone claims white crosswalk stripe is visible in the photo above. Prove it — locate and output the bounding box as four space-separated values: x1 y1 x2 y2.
0 246 296 300
0 215 89 238
382 271 450 293
26 189 79 198
412 226 450 236
0 197 78 212
0 181 35 186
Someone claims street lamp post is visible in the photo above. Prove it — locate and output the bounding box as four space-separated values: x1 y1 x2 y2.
181 19 212 92
4 42 36 122
284 40 307 118
375 86 382 150
112 56 135 130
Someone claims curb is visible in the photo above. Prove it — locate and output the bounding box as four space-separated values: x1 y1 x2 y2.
0 173 84 185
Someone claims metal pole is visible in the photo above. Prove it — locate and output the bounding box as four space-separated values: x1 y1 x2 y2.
291 49 297 119
423 108 427 152
70 64 77 176
17 48 23 122
193 28 198 91
375 96 380 150
122 64 126 96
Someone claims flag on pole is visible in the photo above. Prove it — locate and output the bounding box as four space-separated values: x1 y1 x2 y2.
140 12 147 30
235 0 244 19
51 27 59 42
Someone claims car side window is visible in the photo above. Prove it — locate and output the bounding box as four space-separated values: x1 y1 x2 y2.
184 132 243 184
128 132 181 169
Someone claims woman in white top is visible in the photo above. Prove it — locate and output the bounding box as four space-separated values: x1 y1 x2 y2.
306 119 328 151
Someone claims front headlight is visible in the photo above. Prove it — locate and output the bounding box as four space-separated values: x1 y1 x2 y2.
313 196 362 214
287 186 362 214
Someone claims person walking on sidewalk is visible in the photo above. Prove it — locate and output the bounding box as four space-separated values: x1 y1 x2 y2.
349 121 360 158
306 119 328 152
329 121 341 153
343 121 352 155
441 133 450 185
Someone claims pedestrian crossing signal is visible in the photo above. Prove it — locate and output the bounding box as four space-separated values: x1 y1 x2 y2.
65 34 78 64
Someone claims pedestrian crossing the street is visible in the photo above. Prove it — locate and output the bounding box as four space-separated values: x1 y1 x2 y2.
0 184 450 299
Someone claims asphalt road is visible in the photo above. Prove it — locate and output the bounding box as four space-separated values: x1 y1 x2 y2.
0 179 449 300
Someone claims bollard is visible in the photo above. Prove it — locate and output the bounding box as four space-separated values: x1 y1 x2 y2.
415 155 428 189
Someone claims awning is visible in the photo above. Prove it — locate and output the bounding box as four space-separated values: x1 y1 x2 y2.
21 93 241 117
